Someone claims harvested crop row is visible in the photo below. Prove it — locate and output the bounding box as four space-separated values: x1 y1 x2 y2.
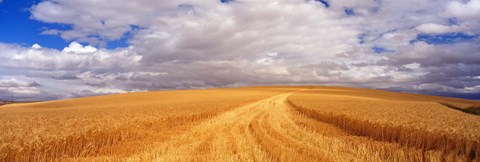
287 88 480 161
255 92 457 161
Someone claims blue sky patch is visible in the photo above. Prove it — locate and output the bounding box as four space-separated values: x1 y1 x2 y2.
0 0 68 50
372 46 395 54
106 37 129 49
0 0 137 50
344 8 355 16
106 25 143 49
220 0 234 4
315 0 330 8
413 33 477 45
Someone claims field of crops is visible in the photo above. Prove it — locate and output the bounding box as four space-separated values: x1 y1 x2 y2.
1 86 479 161
287 87 480 161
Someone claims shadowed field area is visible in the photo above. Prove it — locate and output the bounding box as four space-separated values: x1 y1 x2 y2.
1 86 479 161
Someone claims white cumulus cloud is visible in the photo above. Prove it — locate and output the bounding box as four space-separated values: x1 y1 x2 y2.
416 23 456 34
0 0 479 100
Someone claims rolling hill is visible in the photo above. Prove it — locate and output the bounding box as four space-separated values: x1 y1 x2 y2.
1 86 479 161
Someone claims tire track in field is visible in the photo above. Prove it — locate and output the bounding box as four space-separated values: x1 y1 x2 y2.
129 93 286 161
127 90 416 161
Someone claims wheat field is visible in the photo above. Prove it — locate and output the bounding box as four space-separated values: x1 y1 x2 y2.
1 86 479 161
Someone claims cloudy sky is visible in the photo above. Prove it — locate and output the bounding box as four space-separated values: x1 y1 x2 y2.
0 0 480 101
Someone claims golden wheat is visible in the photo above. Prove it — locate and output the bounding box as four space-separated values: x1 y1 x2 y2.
0 87 298 161
287 87 480 161
0 86 479 161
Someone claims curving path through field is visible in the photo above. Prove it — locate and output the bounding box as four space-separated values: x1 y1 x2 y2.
125 90 454 161
3 87 477 161
124 91 359 161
